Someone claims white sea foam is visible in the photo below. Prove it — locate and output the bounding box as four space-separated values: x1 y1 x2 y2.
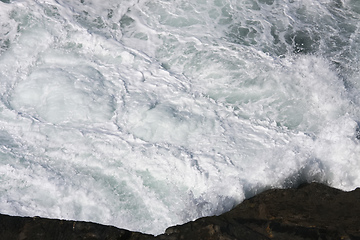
0 0 359 235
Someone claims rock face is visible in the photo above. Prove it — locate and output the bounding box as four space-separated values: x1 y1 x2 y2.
1 183 360 240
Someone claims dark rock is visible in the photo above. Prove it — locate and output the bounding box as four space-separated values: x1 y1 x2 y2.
1 183 360 240
160 183 360 240
0 214 155 240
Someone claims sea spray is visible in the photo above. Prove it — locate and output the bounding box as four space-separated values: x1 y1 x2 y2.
0 0 359 235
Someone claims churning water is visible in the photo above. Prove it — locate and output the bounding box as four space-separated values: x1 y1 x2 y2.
0 0 359 235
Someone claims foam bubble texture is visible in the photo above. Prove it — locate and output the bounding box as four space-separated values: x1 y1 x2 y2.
0 0 359 235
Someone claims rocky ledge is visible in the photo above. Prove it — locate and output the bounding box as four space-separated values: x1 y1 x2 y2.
1 182 360 240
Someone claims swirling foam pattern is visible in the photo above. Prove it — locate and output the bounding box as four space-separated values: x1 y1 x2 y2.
0 0 359 235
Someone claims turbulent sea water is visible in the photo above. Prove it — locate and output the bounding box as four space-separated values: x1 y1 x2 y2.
0 0 360 235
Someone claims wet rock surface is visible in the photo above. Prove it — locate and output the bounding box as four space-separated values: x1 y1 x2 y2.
1 183 360 240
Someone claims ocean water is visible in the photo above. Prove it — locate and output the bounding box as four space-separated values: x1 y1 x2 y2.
0 0 359 235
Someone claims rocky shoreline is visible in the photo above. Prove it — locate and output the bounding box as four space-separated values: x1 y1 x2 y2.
1 182 360 240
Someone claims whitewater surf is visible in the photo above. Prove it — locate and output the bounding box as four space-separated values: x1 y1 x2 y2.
0 0 359 235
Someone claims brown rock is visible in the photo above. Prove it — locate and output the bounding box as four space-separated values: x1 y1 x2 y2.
0 214 155 240
1 183 360 240
159 183 360 240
